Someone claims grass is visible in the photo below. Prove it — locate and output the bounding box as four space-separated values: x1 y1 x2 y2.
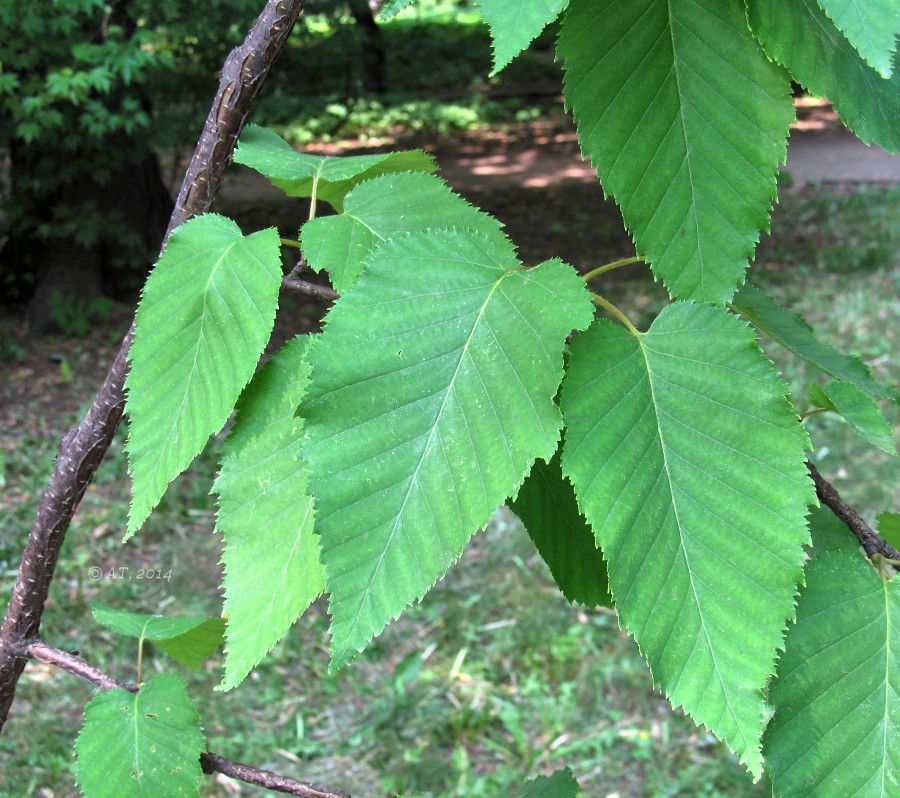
1 186 898 797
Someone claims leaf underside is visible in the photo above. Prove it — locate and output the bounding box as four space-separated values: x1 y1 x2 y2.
233 125 436 212
476 0 569 74
301 229 594 669
747 0 900 153
764 549 900 796
125 214 282 535
301 171 508 294
91 604 224 670
509 448 612 608
91 603 213 641
561 302 813 776
817 380 898 455
75 674 204 798
731 284 899 403
154 618 226 671
214 335 324 691
557 0 793 303
815 0 900 78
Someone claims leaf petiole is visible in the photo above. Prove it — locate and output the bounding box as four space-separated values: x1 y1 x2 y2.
309 178 318 221
582 257 643 283
591 293 641 337
280 238 302 250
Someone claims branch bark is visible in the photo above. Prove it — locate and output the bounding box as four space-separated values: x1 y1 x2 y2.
22 639 138 693
22 641 350 798
0 0 305 731
807 461 900 560
282 257 339 300
201 752 350 798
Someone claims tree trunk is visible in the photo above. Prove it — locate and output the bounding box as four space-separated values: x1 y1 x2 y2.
2 142 171 338
349 0 386 94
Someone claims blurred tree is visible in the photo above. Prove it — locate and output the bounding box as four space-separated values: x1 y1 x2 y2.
0 0 259 334
347 0 386 94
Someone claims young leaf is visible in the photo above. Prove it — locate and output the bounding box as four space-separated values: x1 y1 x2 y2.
560 302 814 776
233 125 436 212
300 172 507 294
125 214 282 536
75 674 204 798
379 0 416 20
518 768 581 798
92 604 225 670
300 230 594 669
213 335 323 691
747 0 900 153
509 448 611 608
92 603 219 642
877 511 900 550
475 0 569 74
557 0 794 304
763 549 900 796
812 380 897 455
815 0 900 78
154 618 227 671
732 283 899 403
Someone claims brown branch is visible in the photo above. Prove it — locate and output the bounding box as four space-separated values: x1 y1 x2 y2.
200 752 350 798
22 640 138 692
21 641 349 798
0 0 305 731
282 276 339 300
807 461 900 560
281 257 339 300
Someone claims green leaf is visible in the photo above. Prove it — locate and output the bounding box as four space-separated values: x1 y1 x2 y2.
233 125 436 212
476 0 569 74
808 383 837 411
301 229 594 669
300 172 507 294
379 0 416 20
557 0 793 303
763 549 900 796
808 504 860 557
92 603 217 642
213 335 323 691
509 448 611 608
75 674 204 798
153 618 226 671
92 604 225 670
732 284 899 403
815 0 900 78
747 0 900 153
125 214 282 536
560 302 814 776
877 511 900 550
816 380 897 455
518 768 581 798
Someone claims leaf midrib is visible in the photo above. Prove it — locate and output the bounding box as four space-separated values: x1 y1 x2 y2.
143 241 239 490
638 332 748 752
336 268 514 659
663 0 711 298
